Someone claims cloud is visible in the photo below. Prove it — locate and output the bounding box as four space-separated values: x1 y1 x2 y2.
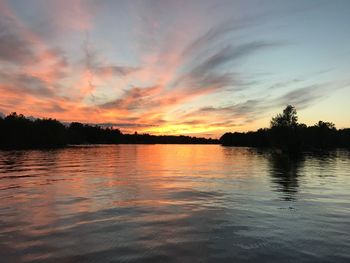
193 99 265 123
94 34 285 135
191 42 279 75
100 85 162 110
20 0 98 39
268 79 304 90
182 83 336 130
95 66 139 77
0 72 56 98
46 103 68 113
0 0 346 138
180 2 287 60
87 3 287 136
181 18 255 58
80 34 141 101
0 3 69 96
0 16 36 65
274 84 328 109
0 4 68 70
174 42 283 96
83 35 139 78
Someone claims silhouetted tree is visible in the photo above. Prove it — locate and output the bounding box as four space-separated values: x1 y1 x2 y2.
0 113 66 149
270 105 298 128
34 118 67 147
338 128 350 148
315 121 335 130
305 120 337 149
270 105 302 152
220 105 350 151
0 113 217 149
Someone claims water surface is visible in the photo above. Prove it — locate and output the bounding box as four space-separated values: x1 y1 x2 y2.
0 145 349 262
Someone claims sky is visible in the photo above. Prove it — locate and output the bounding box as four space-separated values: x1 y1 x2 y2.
0 0 350 138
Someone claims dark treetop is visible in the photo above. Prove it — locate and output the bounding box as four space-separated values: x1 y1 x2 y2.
220 105 350 152
1 106 349 151
0 113 218 150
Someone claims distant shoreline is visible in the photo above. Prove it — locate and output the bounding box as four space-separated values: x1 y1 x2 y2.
0 112 218 150
1 108 349 151
220 106 350 152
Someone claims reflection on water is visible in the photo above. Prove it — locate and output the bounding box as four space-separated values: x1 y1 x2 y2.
0 145 349 262
268 153 305 201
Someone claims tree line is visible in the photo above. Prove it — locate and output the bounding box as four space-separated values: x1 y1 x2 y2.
1 107 349 151
220 105 350 151
0 113 218 150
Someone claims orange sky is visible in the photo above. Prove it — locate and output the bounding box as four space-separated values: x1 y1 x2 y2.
0 0 350 138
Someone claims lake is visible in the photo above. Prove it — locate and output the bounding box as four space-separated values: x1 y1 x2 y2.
0 145 349 262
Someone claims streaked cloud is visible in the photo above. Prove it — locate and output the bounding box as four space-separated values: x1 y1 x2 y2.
0 0 349 136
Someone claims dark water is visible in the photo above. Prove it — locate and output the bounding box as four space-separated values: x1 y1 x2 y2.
0 145 349 262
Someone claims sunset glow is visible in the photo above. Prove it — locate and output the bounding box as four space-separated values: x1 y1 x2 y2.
1 0 350 137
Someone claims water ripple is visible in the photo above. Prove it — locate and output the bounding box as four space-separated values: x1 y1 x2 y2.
0 146 349 262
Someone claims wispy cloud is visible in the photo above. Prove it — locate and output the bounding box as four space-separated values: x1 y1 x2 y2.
0 0 349 136
0 72 55 98
180 83 339 133
100 85 162 110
